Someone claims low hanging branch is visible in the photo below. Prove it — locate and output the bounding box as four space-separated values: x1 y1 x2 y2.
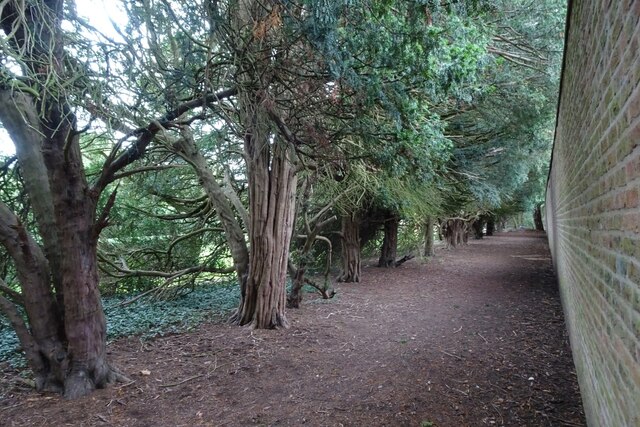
287 212 337 308
98 247 235 303
0 278 24 306
98 254 235 279
101 260 236 308
165 227 224 258
94 87 238 194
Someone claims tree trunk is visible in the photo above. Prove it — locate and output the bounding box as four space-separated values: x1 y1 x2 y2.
486 216 495 236
40 103 116 398
230 137 297 329
225 0 300 329
0 94 115 398
173 132 249 282
423 216 435 257
472 218 484 239
442 219 454 248
287 261 306 309
338 214 361 282
0 0 116 396
443 218 469 248
0 202 66 392
533 203 544 231
378 213 399 267
462 221 470 244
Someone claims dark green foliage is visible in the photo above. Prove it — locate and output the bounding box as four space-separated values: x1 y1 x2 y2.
104 282 238 338
0 313 22 368
0 282 239 368
441 0 566 217
0 0 568 378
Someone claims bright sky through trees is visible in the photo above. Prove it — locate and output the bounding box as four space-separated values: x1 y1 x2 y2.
0 0 126 155
0 129 10 155
0 0 565 398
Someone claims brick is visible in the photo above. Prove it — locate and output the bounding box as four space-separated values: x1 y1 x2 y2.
546 1 640 425
624 188 639 208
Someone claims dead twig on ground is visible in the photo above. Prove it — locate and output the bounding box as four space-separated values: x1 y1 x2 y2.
439 349 464 360
0 402 26 413
159 373 204 388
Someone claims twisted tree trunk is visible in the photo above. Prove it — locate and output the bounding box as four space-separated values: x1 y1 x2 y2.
230 135 297 328
338 214 361 282
173 133 249 283
0 93 115 398
442 218 471 248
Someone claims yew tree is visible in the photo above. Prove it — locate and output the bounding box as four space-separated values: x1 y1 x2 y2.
441 0 566 227
317 2 488 273
0 0 121 398
0 0 234 397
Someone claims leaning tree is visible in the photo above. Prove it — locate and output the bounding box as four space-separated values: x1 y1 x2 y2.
0 0 235 397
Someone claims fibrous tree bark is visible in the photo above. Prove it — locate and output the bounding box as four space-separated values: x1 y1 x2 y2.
337 214 361 282
221 0 303 329
0 0 236 397
230 135 297 328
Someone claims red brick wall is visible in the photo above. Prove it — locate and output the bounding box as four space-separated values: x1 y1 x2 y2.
546 1 640 425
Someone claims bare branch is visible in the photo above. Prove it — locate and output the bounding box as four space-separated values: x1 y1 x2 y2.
94 186 118 238
0 288 44 376
111 164 184 181
94 87 237 194
0 280 24 306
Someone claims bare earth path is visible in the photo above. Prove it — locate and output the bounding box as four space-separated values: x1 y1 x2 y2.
1 231 586 426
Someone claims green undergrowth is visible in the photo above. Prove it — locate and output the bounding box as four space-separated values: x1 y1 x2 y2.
0 279 331 369
104 281 239 339
0 281 240 369
0 315 21 367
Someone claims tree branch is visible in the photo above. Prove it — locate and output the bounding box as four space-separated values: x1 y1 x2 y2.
94 187 118 238
166 227 224 258
94 87 237 194
0 290 44 376
0 281 24 306
98 254 234 279
111 164 184 181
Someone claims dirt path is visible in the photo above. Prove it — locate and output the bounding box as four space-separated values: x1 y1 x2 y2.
1 231 585 426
